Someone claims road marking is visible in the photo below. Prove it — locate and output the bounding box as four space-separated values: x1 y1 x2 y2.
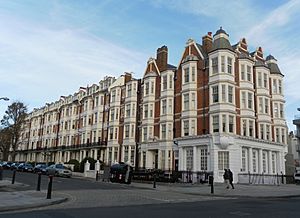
229 211 251 216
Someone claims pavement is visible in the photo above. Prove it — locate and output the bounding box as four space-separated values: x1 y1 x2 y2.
1 176 300 213
0 179 67 212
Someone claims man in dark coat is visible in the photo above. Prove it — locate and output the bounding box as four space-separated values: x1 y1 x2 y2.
223 169 230 189
228 169 234 189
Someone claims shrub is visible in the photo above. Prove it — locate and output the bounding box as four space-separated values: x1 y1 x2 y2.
79 157 96 172
66 159 80 172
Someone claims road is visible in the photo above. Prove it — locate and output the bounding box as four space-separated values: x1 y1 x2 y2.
1 170 300 218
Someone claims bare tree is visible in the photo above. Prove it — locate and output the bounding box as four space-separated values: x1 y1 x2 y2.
0 127 12 160
1 101 27 161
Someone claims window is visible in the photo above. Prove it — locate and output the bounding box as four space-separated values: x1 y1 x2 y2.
200 148 208 170
252 150 258 173
145 82 149 95
111 90 116 102
186 148 193 170
125 125 130 138
110 109 114 121
116 109 119 120
247 66 251 82
242 119 247 136
183 120 189 136
168 99 172 113
212 57 218 74
162 99 167 115
218 151 229 170
212 85 219 103
132 103 136 116
229 115 234 133
273 79 277 94
124 146 128 162
278 80 282 94
144 104 148 118
262 152 267 173
131 124 135 138
221 56 225 73
266 125 270 140
279 104 284 118
249 120 254 137
241 64 245 80
276 128 280 142
150 104 153 118
151 81 154 94
222 115 226 132
241 91 246 108
149 126 153 139
184 68 189 83
114 128 118 139
143 127 147 141
213 115 219 133
265 98 269 114
169 75 173 89
274 103 279 118
222 85 226 102
184 94 189 110
126 104 131 117
272 153 276 173
94 112 98 124
248 93 252 109
258 72 262 87
241 148 247 172
191 120 196 135
259 97 263 113
161 124 166 139
260 124 264 139
127 84 132 97
109 127 113 140
168 123 172 139
163 75 167 90
281 128 285 143
227 57 232 74
228 86 233 103
191 66 196 81
191 93 196 109
263 73 268 88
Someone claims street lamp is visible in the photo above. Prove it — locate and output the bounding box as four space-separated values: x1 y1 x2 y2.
0 97 9 101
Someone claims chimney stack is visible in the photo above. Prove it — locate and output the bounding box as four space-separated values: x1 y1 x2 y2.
156 45 168 72
202 32 213 53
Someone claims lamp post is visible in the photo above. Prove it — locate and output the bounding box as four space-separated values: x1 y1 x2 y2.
0 97 9 101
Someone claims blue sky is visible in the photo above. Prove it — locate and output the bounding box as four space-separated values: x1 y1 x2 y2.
0 0 299 131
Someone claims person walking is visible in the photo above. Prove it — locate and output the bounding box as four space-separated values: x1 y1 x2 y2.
223 169 230 189
228 169 235 189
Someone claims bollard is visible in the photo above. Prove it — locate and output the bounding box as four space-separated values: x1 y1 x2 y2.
208 175 214 194
36 172 42 191
0 167 3 181
46 175 53 199
153 173 156 189
96 170 99 181
12 170 16 184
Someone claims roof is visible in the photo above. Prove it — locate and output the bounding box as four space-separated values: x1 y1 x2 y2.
213 27 229 37
196 43 208 59
268 62 283 75
266 54 277 61
211 37 234 52
167 64 176 70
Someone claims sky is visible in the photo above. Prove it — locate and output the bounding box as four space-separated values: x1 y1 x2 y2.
0 0 299 131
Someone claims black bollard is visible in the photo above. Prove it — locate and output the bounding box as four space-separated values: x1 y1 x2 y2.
12 170 16 184
0 167 3 181
209 175 214 194
46 175 53 199
153 173 156 189
96 170 99 181
36 172 42 191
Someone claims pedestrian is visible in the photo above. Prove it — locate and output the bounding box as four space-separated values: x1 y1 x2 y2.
223 169 230 189
228 169 234 189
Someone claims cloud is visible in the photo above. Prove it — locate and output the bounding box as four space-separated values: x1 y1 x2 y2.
0 13 147 113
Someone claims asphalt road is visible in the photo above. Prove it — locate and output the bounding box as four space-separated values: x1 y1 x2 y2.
2 170 300 218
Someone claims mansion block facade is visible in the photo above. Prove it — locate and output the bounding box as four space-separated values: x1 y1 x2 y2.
15 28 288 183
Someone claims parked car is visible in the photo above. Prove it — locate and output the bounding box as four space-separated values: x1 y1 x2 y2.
11 162 22 170
2 162 13 169
33 164 48 174
294 173 300 184
46 164 72 178
110 162 132 184
17 163 33 172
